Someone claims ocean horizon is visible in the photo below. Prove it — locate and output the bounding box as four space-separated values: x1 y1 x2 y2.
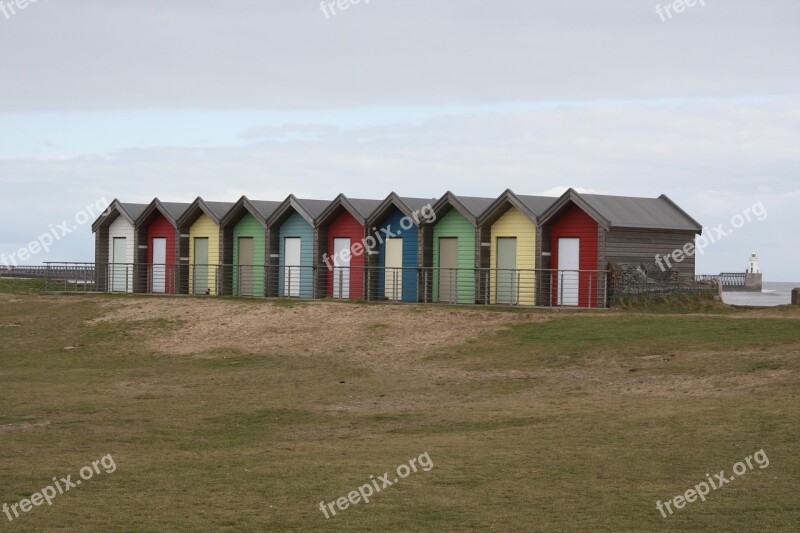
721 281 799 307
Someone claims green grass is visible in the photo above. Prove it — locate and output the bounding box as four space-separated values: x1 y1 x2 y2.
0 295 798 531
610 290 730 313
0 277 46 294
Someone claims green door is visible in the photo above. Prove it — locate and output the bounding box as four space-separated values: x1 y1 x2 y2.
496 237 517 304
439 237 458 303
194 237 209 295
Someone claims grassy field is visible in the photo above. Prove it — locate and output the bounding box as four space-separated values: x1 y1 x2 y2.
1 284 798 531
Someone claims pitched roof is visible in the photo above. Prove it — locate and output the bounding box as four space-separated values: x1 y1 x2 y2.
160 202 192 222
516 195 558 219
121 202 149 222
92 199 149 231
455 195 495 218
399 197 438 213
539 189 702 232
294 198 331 220
432 192 496 225
203 201 235 222
478 190 558 226
249 200 283 220
176 198 236 227
347 198 383 220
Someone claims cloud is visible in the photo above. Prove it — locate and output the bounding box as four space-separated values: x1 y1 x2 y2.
1 97 797 278
0 1 798 112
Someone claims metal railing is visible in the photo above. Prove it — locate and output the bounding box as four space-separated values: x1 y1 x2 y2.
37 262 610 308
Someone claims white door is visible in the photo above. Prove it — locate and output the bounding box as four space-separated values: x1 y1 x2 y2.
283 237 301 297
152 238 167 294
111 237 127 292
333 238 351 299
557 238 580 306
385 238 403 301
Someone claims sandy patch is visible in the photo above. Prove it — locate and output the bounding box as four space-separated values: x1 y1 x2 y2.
88 299 543 368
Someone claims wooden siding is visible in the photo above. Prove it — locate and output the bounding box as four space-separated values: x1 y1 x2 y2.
432 208 476 304
278 212 315 299
375 207 419 302
232 213 267 296
605 229 697 278
146 213 178 294
489 207 537 305
188 214 221 296
325 210 366 299
107 216 135 293
549 204 599 307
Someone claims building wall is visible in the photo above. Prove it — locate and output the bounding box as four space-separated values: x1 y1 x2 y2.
188 213 220 295
375 207 419 302
146 213 178 294
432 208 476 304
232 213 266 296
549 204 600 307
489 206 537 305
107 216 135 293
325 210 366 299
604 229 697 278
278 211 315 298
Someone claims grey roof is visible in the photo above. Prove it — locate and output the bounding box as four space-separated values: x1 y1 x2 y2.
516 195 558 219
204 201 235 221
249 200 282 220
400 197 438 213
581 194 701 231
454 195 495 218
160 202 192 222
120 202 148 222
295 198 331 220
348 198 383 219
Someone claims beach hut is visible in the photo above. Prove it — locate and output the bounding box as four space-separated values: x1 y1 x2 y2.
134 199 191 294
220 196 282 297
266 195 331 299
365 193 437 302
477 190 557 305
316 194 383 300
538 189 703 307
425 192 495 304
92 199 148 293
176 198 235 296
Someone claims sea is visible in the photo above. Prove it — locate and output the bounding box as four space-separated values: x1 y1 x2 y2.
722 282 799 307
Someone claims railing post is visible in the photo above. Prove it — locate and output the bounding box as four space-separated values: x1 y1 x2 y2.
589 273 593 308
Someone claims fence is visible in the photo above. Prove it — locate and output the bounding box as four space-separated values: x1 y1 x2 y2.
0 264 96 292
37 262 610 308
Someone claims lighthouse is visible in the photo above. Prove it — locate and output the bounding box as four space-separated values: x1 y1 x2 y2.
748 253 761 274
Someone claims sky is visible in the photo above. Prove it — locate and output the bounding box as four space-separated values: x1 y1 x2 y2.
0 0 798 280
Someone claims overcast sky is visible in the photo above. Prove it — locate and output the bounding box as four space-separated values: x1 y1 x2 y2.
0 0 797 279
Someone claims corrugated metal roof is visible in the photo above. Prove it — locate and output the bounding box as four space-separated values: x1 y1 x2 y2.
454 196 495 218
581 194 700 231
347 198 383 220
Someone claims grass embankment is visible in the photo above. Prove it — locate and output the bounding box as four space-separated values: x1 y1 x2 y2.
0 291 798 531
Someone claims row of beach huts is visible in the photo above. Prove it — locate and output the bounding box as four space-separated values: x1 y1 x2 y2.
91 188 702 308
